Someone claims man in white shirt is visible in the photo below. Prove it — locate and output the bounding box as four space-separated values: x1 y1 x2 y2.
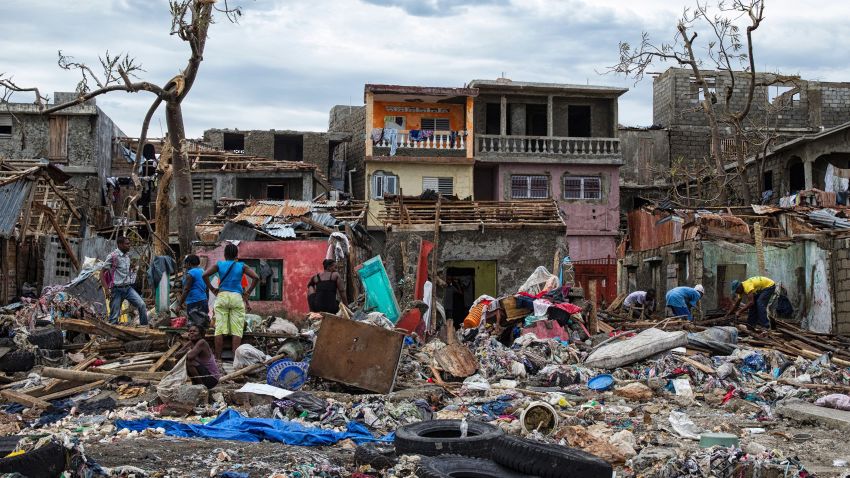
623 289 656 319
101 236 148 326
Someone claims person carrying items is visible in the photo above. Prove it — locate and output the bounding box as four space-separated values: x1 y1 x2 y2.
623 289 656 319
181 324 220 389
175 254 209 328
202 243 259 361
665 284 704 322
101 236 148 326
728 276 776 329
307 259 348 314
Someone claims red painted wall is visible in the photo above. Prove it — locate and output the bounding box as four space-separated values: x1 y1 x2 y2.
197 240 328 316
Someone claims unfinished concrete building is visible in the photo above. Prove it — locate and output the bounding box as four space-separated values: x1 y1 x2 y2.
202 128 351 191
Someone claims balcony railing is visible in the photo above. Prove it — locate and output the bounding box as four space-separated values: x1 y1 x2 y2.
476 135 620 156
375 130 466 151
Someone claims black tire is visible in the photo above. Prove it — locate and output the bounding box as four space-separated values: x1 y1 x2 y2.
0 349 35 374
492 436 612 478
417 455 537 478
395 419 503 459
26 328 64 350
0 441 67 477
354 442 397 469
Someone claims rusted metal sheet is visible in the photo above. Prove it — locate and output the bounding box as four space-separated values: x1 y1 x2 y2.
0 178 34 238
309 314 405 394
627 209 682 252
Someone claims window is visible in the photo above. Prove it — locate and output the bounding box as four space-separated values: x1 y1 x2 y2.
48 116 68 161
372 171 398 199
567 105 591 137
266 184 287 200
192 178 215 200
241 259 283 301
384 116 405 129
0 116 11 139
691 76 716 102
511 175 548 199
768 85 799 105
420 118 450 131
423 177 454 195
563 176 601 200
222 133 245 153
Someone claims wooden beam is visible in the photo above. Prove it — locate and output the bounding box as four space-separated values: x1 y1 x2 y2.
40 380 108 402
33 203 80 271
88 368 166 380
42 355 98 393
1 389 51 409
148 343 182 372
41 367 114 383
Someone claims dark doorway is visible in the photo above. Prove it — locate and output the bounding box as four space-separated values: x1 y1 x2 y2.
789 160 805 193
485 103 501 135
266 184 287 200
445 267 475 328
223 133 245 152
274 134 303 161
763 171 774 192
526 104 548 136
474 167 497 200
568 105 592 137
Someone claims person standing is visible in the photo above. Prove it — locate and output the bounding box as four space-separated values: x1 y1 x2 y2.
665 285 704 322
175 254 209 328
307 259 348 314
101 236 148 326
728 276 777 329
202 243 259 360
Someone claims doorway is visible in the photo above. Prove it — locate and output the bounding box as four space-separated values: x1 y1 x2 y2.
568 105 592 137
445 267 475 328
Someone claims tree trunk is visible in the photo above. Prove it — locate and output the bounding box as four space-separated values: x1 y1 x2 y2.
735 131 753 205
154 155 173 257
707 116 729 204
165 101 195 256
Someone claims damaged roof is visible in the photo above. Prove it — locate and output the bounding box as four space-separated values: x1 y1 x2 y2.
378 198 566 231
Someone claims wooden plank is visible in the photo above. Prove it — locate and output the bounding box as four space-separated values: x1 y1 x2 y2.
588 281 598 334
40 380 107 402
41 367 114 382
88 368 166 380
1 389 51 409
148 343 181 372
42 355 97 393
676 355 716 374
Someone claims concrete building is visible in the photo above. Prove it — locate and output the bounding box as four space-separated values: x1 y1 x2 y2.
468 78 627 262
202 128 351 190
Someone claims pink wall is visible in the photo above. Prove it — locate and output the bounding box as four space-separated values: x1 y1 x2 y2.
496 163 620 261
197 240 328 316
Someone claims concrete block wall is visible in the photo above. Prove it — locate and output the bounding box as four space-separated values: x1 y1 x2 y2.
831 243 850 335
328 105 366 199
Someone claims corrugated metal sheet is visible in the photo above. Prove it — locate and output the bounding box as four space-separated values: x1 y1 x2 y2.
627 209 683 252
264 225 296 238
0 179 33 238
808 210 850 229
311 213 338 227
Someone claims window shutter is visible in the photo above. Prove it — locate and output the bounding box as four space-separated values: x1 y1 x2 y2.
563 177 582 199
385 175 397 195
48 116 69 161
373 175 384 199
421 118 451 131
423 177 453 195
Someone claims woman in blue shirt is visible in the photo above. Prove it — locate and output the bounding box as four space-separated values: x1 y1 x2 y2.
203 243 259 360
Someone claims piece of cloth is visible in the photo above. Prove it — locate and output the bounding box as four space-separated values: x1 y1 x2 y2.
309 273 340 313
550 302 582 315
184 267 207 305
217 261 245 294
109 285 148 325
116 409 392 446
105 248 136 287
186 300 210 328
624 291 648 308
384 128 399 156
370 128 383 143
214 291 246 337
408 129 423 141
669 305 692 321
740 276 776 296
147 256 175 289
532 299 552 317
748 284 775 328
666 287 701 309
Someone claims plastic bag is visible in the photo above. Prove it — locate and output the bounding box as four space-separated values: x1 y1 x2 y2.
668 411 702 439
157 356 188 403
518 267 559 295
233 344 270 371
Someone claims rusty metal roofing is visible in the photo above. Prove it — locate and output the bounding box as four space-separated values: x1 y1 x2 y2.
0 178 34 238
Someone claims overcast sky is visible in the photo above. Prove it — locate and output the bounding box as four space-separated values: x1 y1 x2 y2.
3 0 850 138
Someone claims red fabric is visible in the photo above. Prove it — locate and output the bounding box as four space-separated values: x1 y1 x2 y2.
171 317 187 328
522 319 571 341
551 302 582 314
518 291 547 300
414 240 434 300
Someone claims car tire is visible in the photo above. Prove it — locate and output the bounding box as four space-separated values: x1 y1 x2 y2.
26 327 64 350
492 436 613 478
417 455 538 478
0 441 67 477
0 349 35 374
354 442 397 469
395 419 503 459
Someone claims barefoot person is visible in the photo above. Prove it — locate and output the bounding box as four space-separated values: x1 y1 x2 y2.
203 243 259 360
181 325 220 389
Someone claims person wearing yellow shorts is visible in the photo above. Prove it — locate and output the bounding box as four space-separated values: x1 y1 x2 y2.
203 243 259 360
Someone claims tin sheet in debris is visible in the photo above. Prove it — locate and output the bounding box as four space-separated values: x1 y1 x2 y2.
808 209 850 229
0 178 34 238
310 213 338 227
264 224 296 238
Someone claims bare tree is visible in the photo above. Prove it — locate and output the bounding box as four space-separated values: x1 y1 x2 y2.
0 0 241 255
612 0 775 205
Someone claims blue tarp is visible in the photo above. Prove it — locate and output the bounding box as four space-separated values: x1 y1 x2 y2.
115 409 393 446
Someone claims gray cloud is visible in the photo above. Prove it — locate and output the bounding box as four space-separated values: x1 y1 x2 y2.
358 0 509 17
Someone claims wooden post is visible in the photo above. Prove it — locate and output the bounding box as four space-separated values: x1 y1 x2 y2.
344 223 360 300
148 343 181 372
41 367 114 383
754 221 766 276
588 281 598 334
34 203 80 271
0 389 51 409
430 195 442 333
